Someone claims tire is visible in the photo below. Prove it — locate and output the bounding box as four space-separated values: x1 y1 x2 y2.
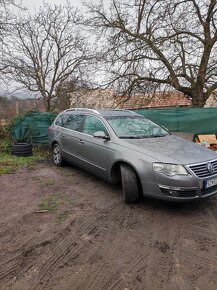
52 143 64 166
11 143 33 157
120 164 139 204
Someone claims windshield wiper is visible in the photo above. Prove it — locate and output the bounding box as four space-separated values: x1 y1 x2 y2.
150 134 167 138
119 136 148 139
119 134 167 139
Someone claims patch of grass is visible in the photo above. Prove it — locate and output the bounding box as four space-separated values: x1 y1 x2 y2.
0 144 51 176
38 193 58 212
0 154 36 175
31 176 41 181
38 192 71 213
31 176 55 187
32 145 50 160
0 167 15 175
55 210 69 222
41 179 55 187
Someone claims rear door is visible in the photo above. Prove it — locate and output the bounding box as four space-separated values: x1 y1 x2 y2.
60 113 84 162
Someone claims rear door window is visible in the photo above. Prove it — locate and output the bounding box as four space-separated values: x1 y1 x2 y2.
55 114 69 127
64 114 84 131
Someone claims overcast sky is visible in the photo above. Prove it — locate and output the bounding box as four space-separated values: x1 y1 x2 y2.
21 0 107 11
1 0 109 97
22 0 81 10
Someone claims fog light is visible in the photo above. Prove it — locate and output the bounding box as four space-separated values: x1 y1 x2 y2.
159 186 197 198
160 188 179 197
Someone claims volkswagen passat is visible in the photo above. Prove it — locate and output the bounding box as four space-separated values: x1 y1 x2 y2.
48 108 217 203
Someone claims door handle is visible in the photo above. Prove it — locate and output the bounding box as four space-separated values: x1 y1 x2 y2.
79 139 84 144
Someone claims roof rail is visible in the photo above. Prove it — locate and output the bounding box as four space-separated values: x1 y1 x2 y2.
111 109 136 114
63 108 100 114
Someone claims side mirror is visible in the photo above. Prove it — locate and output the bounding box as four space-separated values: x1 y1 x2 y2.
93 131 110 140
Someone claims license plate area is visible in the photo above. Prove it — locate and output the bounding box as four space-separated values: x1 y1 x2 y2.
204 177 217 189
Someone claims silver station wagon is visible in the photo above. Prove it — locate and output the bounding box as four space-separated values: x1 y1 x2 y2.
48 108 217 203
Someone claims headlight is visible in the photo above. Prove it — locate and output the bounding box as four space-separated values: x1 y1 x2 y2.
153 163 188 176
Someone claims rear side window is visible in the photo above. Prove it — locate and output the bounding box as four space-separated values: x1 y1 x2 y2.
55 114 69 127
64 114 84 131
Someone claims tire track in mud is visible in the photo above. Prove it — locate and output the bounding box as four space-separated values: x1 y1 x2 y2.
67 204 181 290
68 203 178 290
165 202 217 290
0 226 46 280
0 209 60 282
28 200 123 289
0 260 21 282
84 204 181 290
3 162 217 290
0 237 53 281
106 253 150 290
140 213 179 290
207 200 217 230
74 207 134 290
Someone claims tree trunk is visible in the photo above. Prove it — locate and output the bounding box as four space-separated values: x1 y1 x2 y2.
191 90 207 107
46 99 51 112
42 98 48 112
42 94 51 112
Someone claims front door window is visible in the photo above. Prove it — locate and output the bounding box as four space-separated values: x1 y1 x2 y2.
82 115 108 136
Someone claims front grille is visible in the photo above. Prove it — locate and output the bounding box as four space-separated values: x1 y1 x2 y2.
188 159 217 178
175 191 197 198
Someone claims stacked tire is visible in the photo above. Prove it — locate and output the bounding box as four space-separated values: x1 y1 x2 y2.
11 143 33 157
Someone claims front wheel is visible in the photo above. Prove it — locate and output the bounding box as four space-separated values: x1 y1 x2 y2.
120 164 139 204
52 143 64 166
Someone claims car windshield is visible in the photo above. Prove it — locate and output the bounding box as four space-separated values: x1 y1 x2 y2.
106 115 169 138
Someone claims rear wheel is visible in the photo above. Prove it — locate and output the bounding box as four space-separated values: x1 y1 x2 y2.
52 143 64 166
120 164 139 204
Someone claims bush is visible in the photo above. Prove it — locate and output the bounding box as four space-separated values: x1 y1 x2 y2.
0 122 11 139
0 140 11 153
0 122 13 153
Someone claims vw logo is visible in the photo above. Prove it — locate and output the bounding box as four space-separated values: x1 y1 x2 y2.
207 163 214 175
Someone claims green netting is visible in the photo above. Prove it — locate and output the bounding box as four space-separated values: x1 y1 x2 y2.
11 108 217 144
11 112 57 144
134 107 217 134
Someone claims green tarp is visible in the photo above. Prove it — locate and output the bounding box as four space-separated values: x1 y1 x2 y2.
11 108 217 144
134 107 217 134
11 112 57 144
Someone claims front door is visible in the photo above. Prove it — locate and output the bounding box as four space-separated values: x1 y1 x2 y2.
77 115 111 178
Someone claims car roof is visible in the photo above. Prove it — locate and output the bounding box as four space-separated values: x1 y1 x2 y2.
63 108 141 118
98 109 139 117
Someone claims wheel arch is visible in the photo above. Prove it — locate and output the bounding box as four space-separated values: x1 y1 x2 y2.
110 160 143 192
51 140 59 148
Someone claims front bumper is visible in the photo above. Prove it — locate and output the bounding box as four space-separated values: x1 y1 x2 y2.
141 173 217 202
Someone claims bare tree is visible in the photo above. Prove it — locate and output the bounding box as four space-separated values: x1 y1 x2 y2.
0 94 18 119
0 0 22 75
85 0 217 107
0 0 20 35
54 76 93 111
3 3 91 111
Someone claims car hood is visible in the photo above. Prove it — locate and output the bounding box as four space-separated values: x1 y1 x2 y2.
119 134 217 165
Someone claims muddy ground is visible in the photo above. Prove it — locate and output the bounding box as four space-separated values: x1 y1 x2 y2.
0 161 217 290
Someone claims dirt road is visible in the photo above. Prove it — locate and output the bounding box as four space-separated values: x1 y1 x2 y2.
0 162 217 290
